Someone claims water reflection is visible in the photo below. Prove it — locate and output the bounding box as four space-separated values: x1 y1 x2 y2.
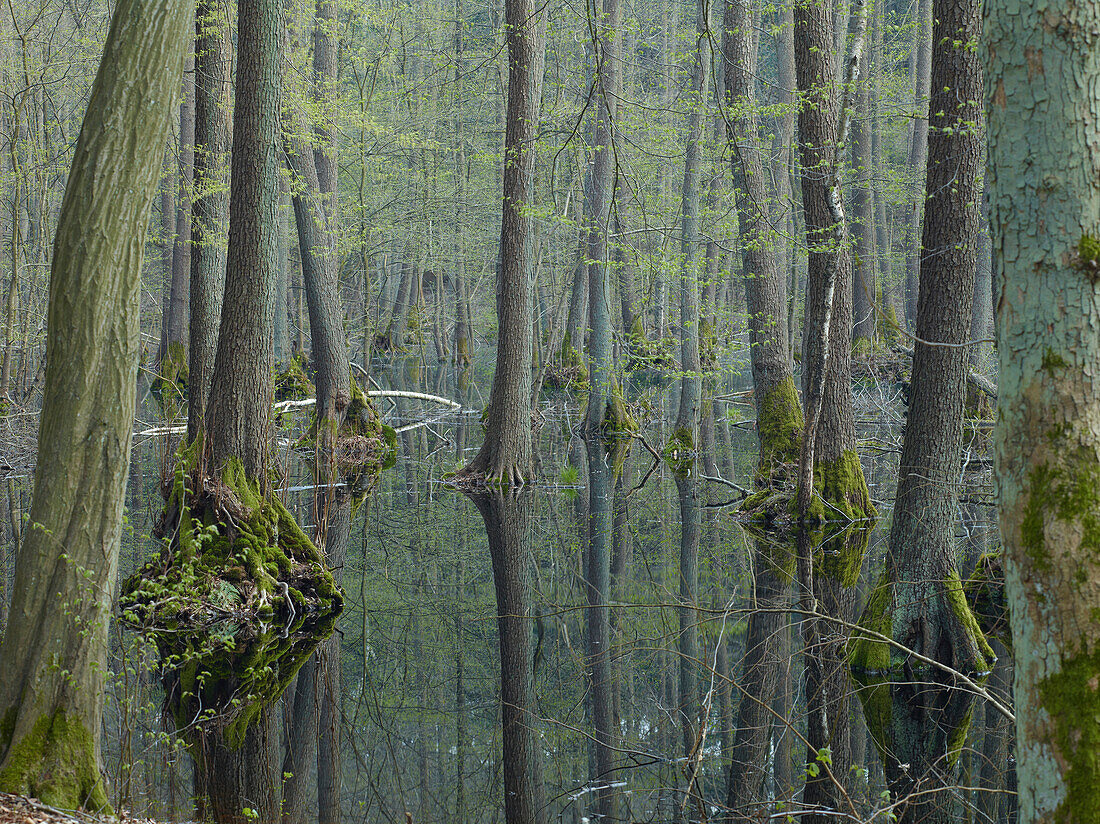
0 355 1012 823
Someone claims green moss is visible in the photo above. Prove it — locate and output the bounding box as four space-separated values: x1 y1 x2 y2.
813 523 869 589
757 376 804 472
1078 233 1100 267
944 568 995 670
850 671 892 762
1021 442 1100 575
596 381 638 442
1036 648 1100 822
848 571 893 674
122 445 342 631
0 707 111 813
799 449 875 523
852 336 874 357
663 425 695 475
274 352 315 401
1042 348 1069 372
964 552 1010 648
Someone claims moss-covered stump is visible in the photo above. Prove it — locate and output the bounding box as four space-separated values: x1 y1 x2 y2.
543 346 589 393
122 451 343 630
298 375 397 482
274 352 315 401
964 551 1009 648
0 708 110 813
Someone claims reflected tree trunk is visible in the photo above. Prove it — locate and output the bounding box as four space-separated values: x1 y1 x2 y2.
725 536 793 819
466 489 545 824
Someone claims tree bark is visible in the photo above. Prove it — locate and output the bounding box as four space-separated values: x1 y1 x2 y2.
0 0 190 807
205 0 283 478
987 0 1100 818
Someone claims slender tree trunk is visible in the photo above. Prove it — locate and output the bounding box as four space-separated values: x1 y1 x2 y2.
0 0 190 807
584 0 623 436
793 0 872 519
724 0 803 473
188 0 231 441
468 490 545 824
851 45 876 347
903 0 933 328
459 0 544 483
165 63 194 365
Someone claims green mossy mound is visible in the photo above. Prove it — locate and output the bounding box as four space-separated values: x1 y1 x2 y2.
160 613 337 750
544 345 589 393
663 425 695 476
122 446 343 630
121 446 343 748
274 352 315 401
0 707 110 813
297 375 397 481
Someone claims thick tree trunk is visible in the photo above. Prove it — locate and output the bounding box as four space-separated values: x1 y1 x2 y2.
205 0 282 478
987 0 1100 819
0 0 190 808
188 0 231 441
460 0 544 483
852 0 990 815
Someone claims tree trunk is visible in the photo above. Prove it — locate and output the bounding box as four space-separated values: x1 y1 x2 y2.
583 0 624 437
165 63 194 366
852 0 990 814
851 47 876 348
0 0 190 807
188 0 231 441
724 0 803 474
205 0 282 478
793 0 872 519
903 0 933 328
987 0 1100 818
459 0 544 483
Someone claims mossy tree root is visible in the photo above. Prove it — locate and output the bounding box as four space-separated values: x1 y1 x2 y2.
0 708 110 813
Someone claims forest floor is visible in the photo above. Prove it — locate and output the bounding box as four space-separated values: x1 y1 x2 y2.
0 794 163 824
